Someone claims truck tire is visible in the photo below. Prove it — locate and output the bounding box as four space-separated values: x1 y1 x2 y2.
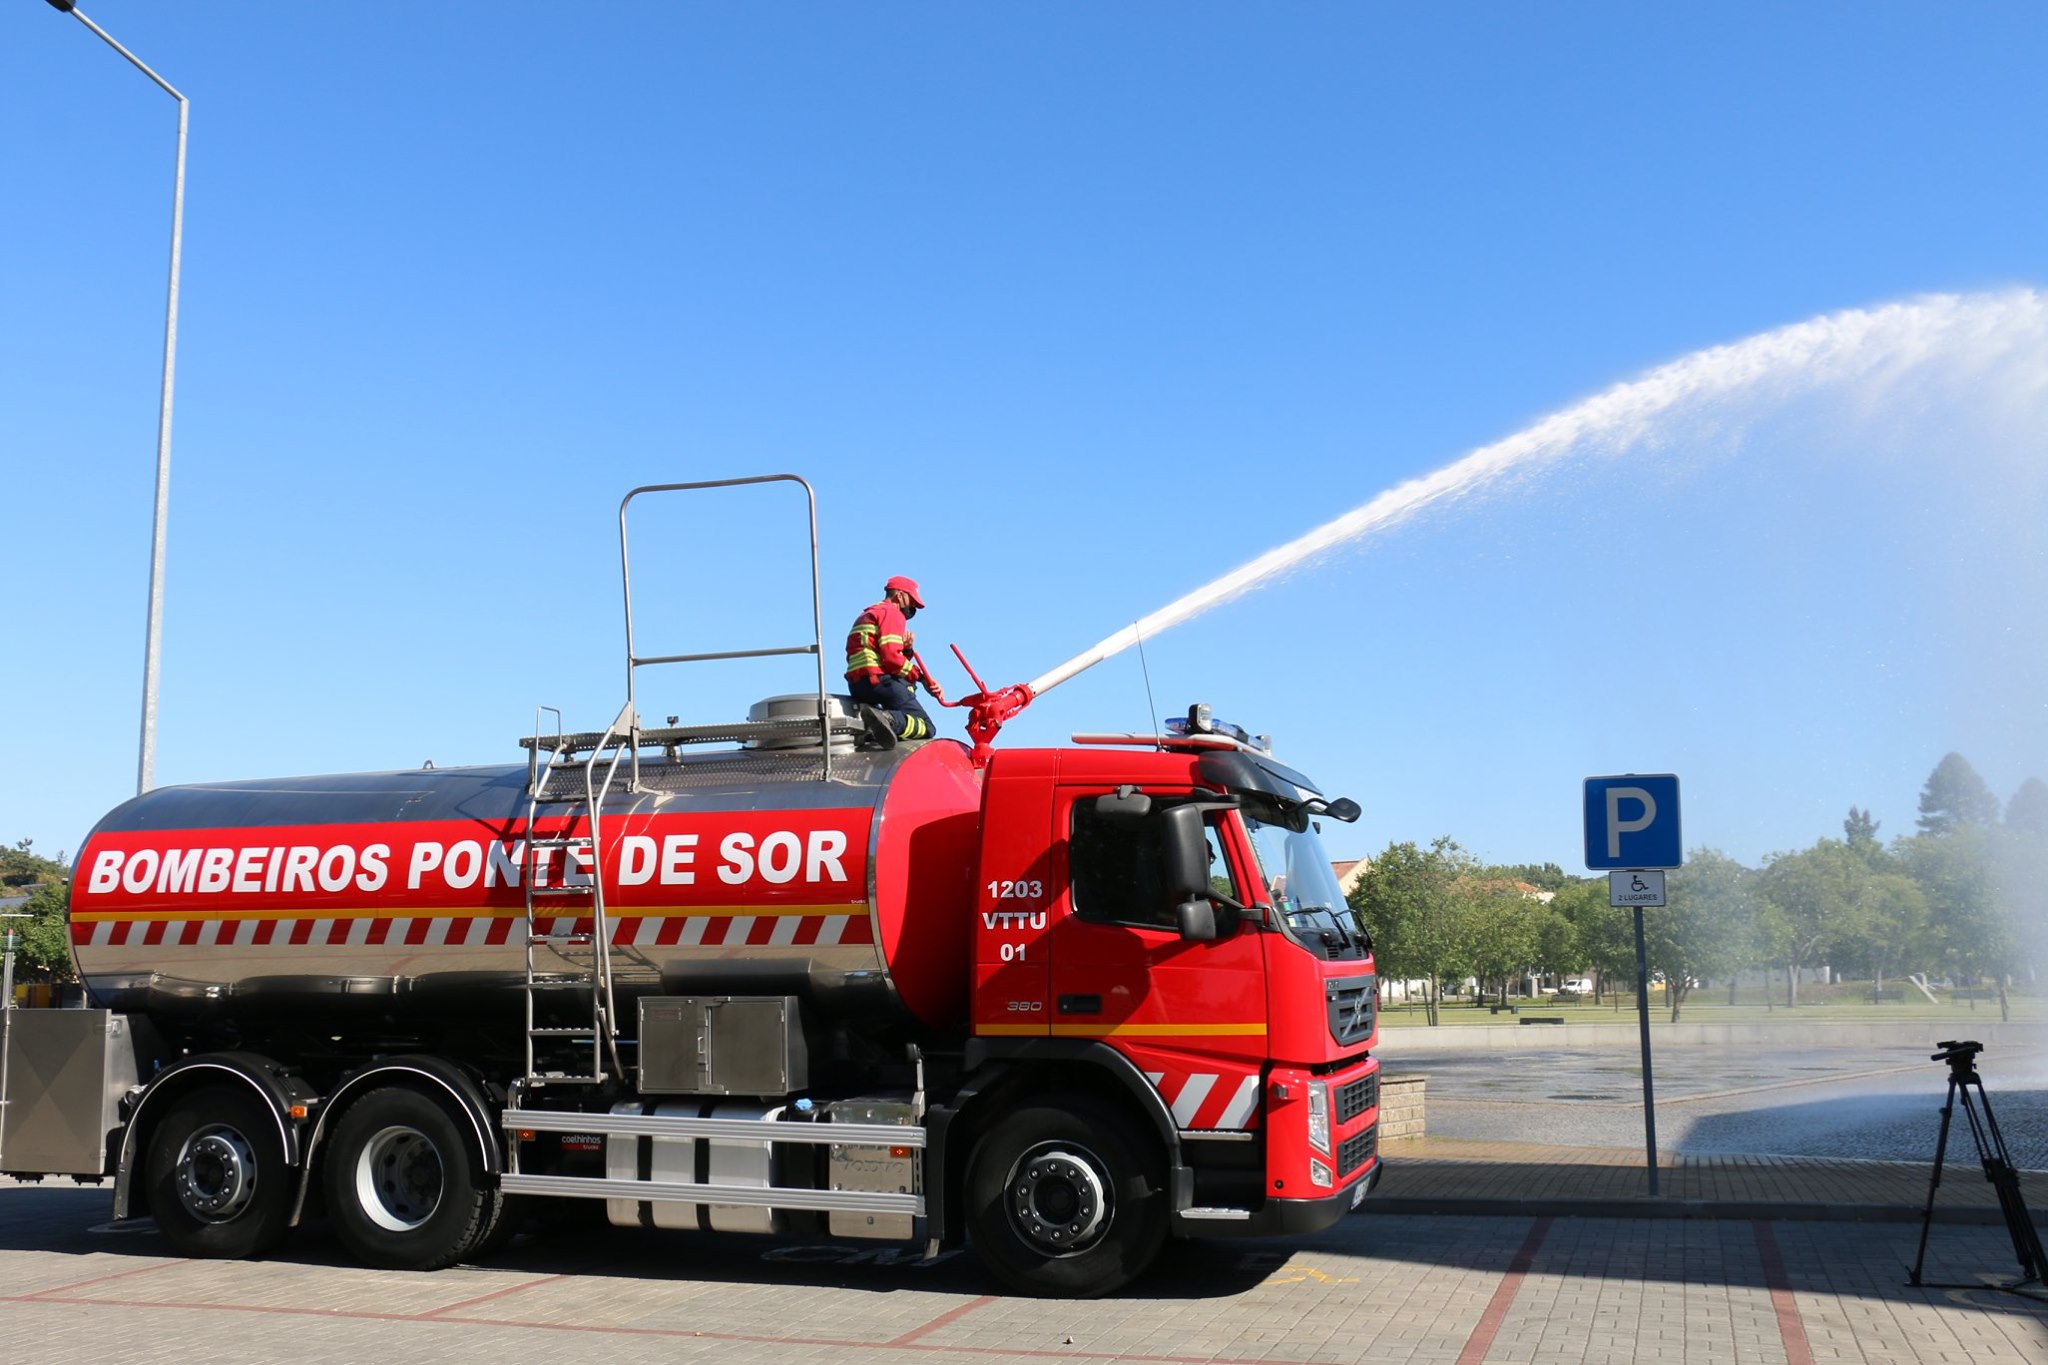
143 1084 294 1260
965 1093 1167 1297
323 1086 500 1270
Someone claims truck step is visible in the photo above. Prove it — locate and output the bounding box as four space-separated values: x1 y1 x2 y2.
502 1108 927 1147
499 1172 923 1218
1178 1207 1255 1221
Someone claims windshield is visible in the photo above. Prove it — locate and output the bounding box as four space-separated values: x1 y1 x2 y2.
1242 811 1369 954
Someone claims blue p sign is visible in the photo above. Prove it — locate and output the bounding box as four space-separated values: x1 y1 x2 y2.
1583 774 1682 870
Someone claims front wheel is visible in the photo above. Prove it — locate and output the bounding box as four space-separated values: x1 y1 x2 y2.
323 1086 500 1270
965 1094 1167 1297
144 1083 296 1259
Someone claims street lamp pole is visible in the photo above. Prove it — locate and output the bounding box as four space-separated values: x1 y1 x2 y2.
45 0 188 795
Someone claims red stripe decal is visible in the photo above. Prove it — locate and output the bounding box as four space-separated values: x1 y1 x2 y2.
182 920 206 946
289 919 314 946
111 921 133 947
405 919 431 946
793 916 823 947
611 918 640 946
143 921 167 947
485 918 512 946
365 919 390 946
656 917 686 947
253 920 277 946
700 917 729 947
750 918 779 946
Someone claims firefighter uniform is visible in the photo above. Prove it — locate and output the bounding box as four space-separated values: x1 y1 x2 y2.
846 578 941 744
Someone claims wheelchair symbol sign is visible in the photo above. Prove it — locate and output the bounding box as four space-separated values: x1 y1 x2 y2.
1609 870 1667 907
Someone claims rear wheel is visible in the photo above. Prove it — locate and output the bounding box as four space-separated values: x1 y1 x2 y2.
144 1084 294 1259
965 1094 1167 1297
324 1087 499 1270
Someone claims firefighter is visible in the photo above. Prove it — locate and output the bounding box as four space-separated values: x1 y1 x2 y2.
846 575 945 748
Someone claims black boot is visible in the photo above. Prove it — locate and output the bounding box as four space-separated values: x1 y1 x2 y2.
859 704 899 750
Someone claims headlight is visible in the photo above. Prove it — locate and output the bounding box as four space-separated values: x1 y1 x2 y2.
1306 1080 1330 1154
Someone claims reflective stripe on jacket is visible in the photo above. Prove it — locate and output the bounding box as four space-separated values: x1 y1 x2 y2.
845 599 924 686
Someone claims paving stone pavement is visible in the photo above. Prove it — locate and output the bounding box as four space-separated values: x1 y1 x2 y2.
5 1169 2045 1365
1370 1137 2048 1223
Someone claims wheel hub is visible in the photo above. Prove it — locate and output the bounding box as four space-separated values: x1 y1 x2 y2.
354 1124 445 1232
1008 1144 1110 1255
175 1125 258 1223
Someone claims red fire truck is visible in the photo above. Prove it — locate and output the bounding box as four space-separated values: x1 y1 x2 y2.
0 478 1379 1296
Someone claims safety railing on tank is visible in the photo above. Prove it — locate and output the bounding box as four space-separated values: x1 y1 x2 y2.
618 474 842 785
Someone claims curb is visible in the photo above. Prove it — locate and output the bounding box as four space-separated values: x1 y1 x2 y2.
1360 1196 2043 1227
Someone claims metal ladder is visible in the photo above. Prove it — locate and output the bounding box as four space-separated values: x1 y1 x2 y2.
520 702 634 1086
512 474 854 1088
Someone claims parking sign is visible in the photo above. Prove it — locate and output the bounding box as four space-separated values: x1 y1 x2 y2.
1583 774 1682 870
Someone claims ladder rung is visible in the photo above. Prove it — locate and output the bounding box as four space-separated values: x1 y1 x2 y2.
528 1027 599 1038
528 933 595 946
530 885 597 898
528 837 593 850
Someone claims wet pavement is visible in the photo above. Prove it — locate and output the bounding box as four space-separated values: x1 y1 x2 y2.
1394 1040 2048 1170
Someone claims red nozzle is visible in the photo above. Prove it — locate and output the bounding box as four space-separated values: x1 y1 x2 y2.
962 683 1035 768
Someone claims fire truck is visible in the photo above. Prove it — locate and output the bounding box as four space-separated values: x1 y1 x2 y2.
0 478 1380 1297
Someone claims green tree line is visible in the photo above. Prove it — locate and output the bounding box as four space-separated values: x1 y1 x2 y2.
1 838 74 982
1347 754 2048 1024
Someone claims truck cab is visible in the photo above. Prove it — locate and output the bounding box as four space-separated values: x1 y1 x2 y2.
952 719 1379 1291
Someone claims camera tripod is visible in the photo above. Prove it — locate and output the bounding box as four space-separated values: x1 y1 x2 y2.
1906 1040 2047 1301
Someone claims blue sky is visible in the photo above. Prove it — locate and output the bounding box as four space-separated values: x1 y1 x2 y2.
5 4 2046 871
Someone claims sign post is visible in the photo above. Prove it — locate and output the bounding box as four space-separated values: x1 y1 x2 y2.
1584 775 1681 1196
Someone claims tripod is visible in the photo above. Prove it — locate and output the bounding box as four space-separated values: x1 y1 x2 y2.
1906 1040 2047 1301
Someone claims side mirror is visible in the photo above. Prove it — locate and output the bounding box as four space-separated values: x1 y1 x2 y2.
1158 803 1208 900
1094 785 1152 821
1175 898 1218 942
1306 796 1362 823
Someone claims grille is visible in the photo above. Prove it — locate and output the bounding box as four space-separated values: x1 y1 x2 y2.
1325 974 1376 1046
1339 1123 1378 1176
1337 1072 1379 1124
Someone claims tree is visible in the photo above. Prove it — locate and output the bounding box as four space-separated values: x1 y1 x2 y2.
1917 753 2001 836
2 840 74 987
1900 828 2013 1001
1551 877 1633 1000
1529 902 1581 985
1347 837 1476 1025
1843 807 1882 858
1756 840 1872 1006
2006 777 2048 837
1462 878 1541 1005
6 878 75 981
1491 862 1572 894
1648 849 1757 1022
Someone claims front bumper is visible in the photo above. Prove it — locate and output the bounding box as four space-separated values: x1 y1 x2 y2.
1172 1155 1383 1237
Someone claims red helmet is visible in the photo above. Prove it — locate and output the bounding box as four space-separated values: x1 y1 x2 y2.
885 575 925 609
